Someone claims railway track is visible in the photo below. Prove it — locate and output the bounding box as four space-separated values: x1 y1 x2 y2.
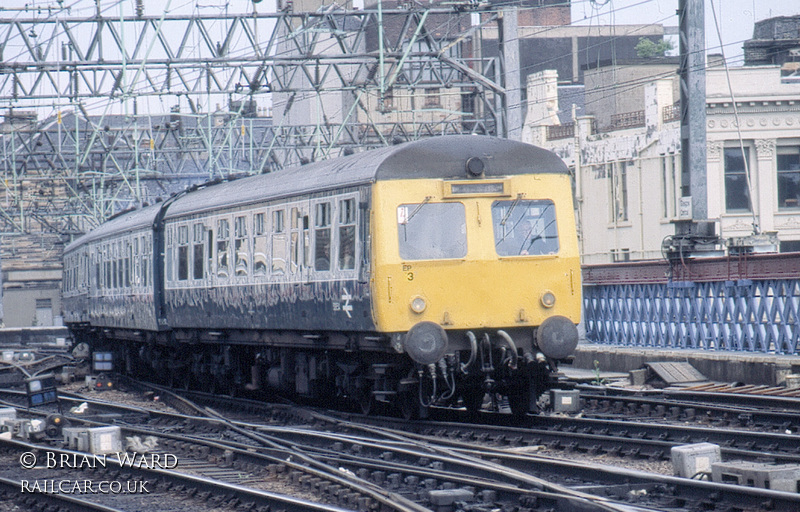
579 385 800 433
4 378 800 511
122 383 800 466
0 437 360 512
44 381 800 509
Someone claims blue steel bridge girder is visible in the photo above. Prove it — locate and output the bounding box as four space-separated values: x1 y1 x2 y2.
583 254 800 355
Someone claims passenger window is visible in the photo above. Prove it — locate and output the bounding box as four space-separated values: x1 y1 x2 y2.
397 202 467 260
253 213 268 277
271 210 287 274
94 253 100 292
217 219 230 278
112 244 119 289
118 241 124 289
193 223 205 280
290 208 309 273
235 216 249 277
314 203 331 271
178 225 189 281
492 199 559 256
125 241 132 288
207 230 213 278
142 235 150 288
133 237 140 287
303 214 310 268
105 246 111 291
338 198 356 270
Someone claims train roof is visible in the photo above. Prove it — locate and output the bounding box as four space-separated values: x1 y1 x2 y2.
64 203 162 253
165 135 567 218
65 136 567 252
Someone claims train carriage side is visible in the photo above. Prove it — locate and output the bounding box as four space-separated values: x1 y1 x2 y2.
160 184 376 335
63 205 161 336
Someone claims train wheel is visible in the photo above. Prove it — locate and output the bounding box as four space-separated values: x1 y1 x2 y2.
356 385 374 415
398 389 418 420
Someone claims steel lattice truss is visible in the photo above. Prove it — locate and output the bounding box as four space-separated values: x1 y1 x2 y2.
584 280 800 355
0 5 504 237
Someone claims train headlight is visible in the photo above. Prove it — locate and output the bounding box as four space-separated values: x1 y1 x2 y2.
410 296 427 314
540 291 556 308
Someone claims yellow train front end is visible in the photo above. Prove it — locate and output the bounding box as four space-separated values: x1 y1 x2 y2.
371 172 581 415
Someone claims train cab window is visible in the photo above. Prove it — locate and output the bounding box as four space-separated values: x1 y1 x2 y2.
492 199 559 256
234 216 249 277
338 198 356 270
193 223 205 280
216 218 230 278
397 202 467 260
272 210 287 274
177 225 190 281
253 213 268 277
314 202 332 271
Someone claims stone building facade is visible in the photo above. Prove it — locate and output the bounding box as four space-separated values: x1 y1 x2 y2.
524 64 800 264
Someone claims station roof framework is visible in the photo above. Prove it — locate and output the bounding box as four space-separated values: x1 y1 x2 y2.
0 2 508 238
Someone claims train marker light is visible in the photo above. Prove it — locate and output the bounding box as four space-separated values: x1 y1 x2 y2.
410 296 427 314
540 291 556 308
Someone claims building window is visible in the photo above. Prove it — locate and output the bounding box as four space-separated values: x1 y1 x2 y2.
778 146 800 210
381 88 393 112
611 248 631 262
424 88 440 107
724 147 751 212
780 240 800 253
609 162 629 222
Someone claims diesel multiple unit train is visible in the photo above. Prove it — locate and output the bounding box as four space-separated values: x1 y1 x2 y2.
63 135 581 417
